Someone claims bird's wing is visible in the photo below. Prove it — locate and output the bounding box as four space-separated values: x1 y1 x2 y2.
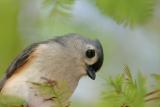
0 43 39 91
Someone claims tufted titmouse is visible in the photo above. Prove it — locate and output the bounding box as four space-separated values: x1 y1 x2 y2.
0 33 103 107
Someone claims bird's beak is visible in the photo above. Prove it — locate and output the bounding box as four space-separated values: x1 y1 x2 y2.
86 66 96 80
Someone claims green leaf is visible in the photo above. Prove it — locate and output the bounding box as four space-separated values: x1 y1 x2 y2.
29 79 71 107
152 74 160 91
101 66 146 107
0 94 26 107
152 74 160 82
96 0 157 26
43 0 75 16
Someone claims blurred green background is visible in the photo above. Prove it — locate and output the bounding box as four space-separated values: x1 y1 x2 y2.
0 0 160 106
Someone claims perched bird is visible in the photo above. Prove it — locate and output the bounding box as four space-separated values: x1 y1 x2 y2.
0 34 103 107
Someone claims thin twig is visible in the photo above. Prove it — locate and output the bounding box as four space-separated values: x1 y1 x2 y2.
145 89 160 97
145 96 160 102
44 96 57 101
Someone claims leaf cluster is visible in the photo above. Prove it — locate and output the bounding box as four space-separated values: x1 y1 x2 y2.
96 0 157 26
31 78 71 107
100 65 160 107
0 94 26 107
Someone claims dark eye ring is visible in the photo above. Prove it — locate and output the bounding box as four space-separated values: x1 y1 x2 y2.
86 49 95 58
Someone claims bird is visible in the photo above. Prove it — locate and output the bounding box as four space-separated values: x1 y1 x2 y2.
0 33 103 107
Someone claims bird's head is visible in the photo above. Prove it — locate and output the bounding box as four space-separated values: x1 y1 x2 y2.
53 34 104 80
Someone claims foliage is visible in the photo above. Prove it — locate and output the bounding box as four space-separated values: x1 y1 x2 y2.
0 94 26 107
0 79 71 107
99 66 160 107
29 78 71 107
0 66 160 107
152 74 160 84
96 0 157 26
42 0 157 26
0 0 160 107
43 0 74 16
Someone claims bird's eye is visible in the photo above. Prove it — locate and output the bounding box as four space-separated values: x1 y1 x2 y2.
86 49 95 58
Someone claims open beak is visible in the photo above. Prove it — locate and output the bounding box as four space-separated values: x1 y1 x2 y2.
87 66 96 80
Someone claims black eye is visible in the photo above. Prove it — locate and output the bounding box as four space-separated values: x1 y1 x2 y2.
86 49 95 58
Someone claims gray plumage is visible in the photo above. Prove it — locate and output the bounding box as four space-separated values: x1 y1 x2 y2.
0 33 103 107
